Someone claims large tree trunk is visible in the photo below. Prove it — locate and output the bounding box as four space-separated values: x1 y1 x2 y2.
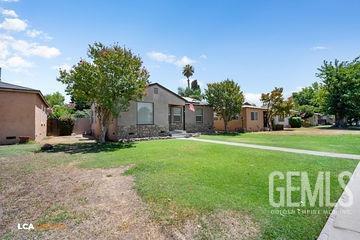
224 119 228 133
97 107 110 143
335 113 347 128
187 77 190 89
99 121 107 143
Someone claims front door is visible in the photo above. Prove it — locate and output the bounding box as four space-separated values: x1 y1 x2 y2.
169 105 184 131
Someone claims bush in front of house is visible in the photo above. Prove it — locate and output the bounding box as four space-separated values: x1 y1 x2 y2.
289 116 302 128
58 117 75 135
273 124 284 131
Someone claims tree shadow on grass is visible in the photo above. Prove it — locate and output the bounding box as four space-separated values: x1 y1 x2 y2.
39 142 135 154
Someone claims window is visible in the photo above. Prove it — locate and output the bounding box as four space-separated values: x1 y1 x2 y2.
251 111 258 121
173 107 182 122
154 87 159 94
278 115 284 122
137 102 154 124
195 108 203 123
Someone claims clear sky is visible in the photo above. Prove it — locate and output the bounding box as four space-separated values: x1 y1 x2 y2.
1 0 359 105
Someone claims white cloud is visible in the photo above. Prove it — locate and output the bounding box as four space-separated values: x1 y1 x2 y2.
26 29 52 40
1 9 18 17
199 54 207 59
26 29 42 37
29 45 60 58
176 56 195 66
0 55 33 72
0 8 61 73
0 18 27 31
9 38 60 58
1 0 19 2
147 51 196 67
147 51 176 63
244 92 262 106
310 46 328 51
6 55 32 67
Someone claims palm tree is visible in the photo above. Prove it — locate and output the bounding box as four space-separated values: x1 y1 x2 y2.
182 64 194 88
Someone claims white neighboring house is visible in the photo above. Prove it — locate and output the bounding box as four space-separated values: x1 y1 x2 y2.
273 115 291 128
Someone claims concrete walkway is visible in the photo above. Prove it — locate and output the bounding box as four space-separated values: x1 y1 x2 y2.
181 137 360 160
318 162 360 240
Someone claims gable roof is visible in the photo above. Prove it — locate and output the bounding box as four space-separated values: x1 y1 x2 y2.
0 81 38 91
148 82 212 106
183 96 209 106
0 81 50 107
148 82 187 102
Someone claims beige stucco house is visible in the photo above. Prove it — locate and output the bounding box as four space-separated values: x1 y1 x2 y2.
214 104 267 132
0 81 49 144
91 83 213 140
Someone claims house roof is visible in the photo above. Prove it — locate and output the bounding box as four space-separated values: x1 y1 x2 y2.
0 81 50 107
148 82 188 102
183 97 209 106
242 105 267 110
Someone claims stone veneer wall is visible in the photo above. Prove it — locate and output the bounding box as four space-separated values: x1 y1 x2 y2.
117 125 168 139
185 122 213 133
169 122 183 131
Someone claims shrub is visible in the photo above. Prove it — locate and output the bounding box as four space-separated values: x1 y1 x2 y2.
273 124 284 131
301 119 312 127
58 117 74 136
289 116 302 128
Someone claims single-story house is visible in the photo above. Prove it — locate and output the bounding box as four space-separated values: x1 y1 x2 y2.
214 104 267 132
0 81 49 144
91 83 214 140
273 115 291 128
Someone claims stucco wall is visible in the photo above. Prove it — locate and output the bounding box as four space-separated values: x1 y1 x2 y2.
0 91 47 144
73 117 91 134
34 94 48 141
213 107 265 132
185 105 213 132
243 107 265 132
115 84 185 138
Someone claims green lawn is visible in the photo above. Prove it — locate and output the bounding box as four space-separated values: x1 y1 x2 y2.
1 139 357 239
199 132 360 154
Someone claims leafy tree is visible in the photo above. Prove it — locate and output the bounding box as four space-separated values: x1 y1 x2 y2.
261 87 293 130
292 82 324 118
50 105 73 119
316 57 360 127
191 80 200 90
182 64 194 88
205 79 244 132
44 92 65 107
70 96 91 111
58 42 149 142
178 80 203 100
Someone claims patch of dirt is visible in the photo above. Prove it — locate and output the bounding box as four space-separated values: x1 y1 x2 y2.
169 210 260 240
0 162 166 239
0 142 261 240
39 135 96 145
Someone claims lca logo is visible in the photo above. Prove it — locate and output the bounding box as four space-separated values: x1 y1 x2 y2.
17 223 35 230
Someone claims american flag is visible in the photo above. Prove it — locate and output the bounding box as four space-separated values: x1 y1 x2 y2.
189 103 195 112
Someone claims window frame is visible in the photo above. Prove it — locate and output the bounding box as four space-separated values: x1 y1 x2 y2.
172 107 182 123
251 111 258 121
137 101 154 125
195 108 203 123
